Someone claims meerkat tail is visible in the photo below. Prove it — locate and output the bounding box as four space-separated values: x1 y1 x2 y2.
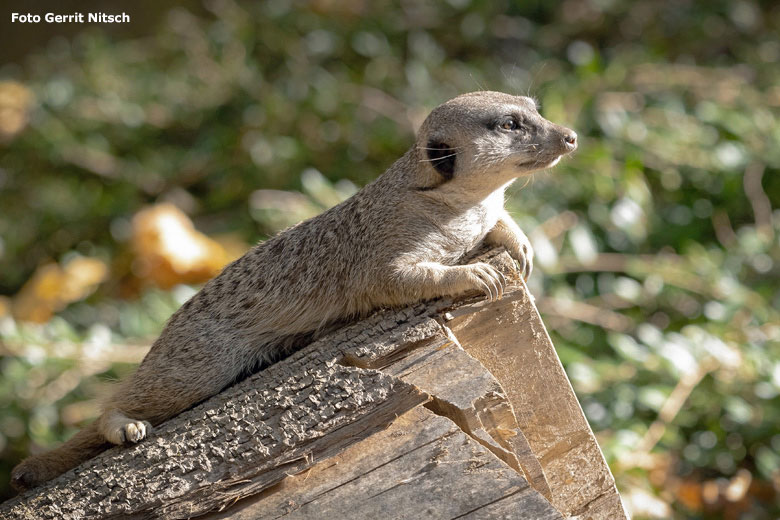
10 421 109 491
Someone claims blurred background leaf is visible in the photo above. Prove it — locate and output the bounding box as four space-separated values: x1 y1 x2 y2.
0 1 778 517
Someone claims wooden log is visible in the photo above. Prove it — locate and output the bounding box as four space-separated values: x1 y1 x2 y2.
445 253 628 518
0 250 626 519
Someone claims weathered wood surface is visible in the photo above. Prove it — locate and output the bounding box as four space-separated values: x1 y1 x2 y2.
203 407 561 520
1 250 626 520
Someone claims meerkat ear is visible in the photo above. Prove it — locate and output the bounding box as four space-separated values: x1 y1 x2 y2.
426 140 456 180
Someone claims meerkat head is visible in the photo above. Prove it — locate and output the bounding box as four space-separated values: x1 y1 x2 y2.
416 91 577 190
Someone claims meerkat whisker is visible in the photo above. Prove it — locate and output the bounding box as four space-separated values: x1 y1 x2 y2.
416 146 464 151
419 153 458 163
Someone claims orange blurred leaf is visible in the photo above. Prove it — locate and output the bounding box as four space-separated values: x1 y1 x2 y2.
13 256 109 323
131 203 232 289
675 479 704 512
0 80 33 142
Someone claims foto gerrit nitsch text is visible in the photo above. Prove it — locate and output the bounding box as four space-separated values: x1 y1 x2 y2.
11 12 130 23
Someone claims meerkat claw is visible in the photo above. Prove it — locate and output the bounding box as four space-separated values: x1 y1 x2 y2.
467 262 506 301
476 279 492 300
497 270 507 297
516 257 526 275
488 278 501 301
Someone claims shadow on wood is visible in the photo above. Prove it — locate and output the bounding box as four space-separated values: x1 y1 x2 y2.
1 250 628 520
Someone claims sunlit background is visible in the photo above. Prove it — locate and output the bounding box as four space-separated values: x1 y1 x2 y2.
0 1 779 517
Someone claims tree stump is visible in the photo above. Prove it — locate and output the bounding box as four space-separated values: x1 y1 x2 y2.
1 249 628 519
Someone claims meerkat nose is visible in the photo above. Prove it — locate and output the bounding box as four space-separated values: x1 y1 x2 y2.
563 131 578 151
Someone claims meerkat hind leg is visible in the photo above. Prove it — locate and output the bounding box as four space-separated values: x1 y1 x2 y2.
100 409 152 445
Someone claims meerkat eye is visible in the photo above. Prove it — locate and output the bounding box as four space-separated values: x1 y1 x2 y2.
496 116 524 132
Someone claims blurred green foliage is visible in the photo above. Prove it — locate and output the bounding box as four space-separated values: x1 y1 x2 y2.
1 0 779 516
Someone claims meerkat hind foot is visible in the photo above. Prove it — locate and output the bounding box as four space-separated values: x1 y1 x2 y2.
103 414 152 445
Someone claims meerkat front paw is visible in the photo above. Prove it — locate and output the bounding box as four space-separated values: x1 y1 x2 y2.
462 262 507 301
485 217 535 281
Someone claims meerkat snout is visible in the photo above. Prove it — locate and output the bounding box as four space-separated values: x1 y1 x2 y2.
564 131 578 150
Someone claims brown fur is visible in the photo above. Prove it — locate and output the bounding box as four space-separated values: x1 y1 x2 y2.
11 91 577 490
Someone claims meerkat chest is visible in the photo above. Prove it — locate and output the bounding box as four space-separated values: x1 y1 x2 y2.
440 189 505 258
461 195 503 237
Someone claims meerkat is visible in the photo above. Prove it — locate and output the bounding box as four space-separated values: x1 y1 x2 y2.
11 91 577 490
